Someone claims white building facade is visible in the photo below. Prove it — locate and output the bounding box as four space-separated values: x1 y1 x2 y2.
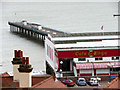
45 32 120 77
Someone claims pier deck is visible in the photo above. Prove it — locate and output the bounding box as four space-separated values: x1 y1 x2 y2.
8 21 65 41
8 21 119 41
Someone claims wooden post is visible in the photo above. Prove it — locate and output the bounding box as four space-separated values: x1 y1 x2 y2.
17 27 18 33
31 31 33 37
38 34 39 39
10 25 11 31
22 28 24 33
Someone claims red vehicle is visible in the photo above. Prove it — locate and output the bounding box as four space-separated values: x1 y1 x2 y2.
62 79 75 87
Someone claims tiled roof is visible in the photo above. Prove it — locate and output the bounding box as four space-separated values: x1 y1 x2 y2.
1 72 68 89
32 76 68 88
1 76 19 88
104 76 120 89
0 72 10 77
32 75 50 86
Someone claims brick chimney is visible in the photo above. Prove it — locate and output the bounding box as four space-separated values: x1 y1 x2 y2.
12 50 23 81
18 57 33 88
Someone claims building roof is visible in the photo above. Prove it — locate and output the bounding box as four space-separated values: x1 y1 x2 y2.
104 74 120 89
0 72 68 89
1 76 19 88
51 32 120 38
32 76 68 88
0 72 10 77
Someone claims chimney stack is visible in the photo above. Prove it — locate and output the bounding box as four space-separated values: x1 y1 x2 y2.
12 50 23 81
18 57 33 88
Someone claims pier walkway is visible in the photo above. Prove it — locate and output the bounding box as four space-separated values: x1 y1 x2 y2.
8 21 120 42
8 21 65 41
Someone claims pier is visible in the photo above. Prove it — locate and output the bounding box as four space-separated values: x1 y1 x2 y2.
8 20 65 41
8 21 120 42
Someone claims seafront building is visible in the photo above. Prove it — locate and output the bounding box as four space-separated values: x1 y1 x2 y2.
8 21 120 77
45 32 120 77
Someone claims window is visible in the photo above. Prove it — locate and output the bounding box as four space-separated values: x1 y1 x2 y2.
95 57 102 60
77 70 79 73
112 57 119 60
110 67 120 72
78 58 86 61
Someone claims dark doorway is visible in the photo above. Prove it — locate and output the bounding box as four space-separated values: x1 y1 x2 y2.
59 59 70 71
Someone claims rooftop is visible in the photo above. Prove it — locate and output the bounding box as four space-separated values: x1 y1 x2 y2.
32 76 68 88
51 32 120 38
104 75 120 89
0 72 68 89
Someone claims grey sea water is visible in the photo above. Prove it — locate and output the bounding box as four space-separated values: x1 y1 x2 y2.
0 2 118 73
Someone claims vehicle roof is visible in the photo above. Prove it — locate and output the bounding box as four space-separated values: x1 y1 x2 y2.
78 78 85 79
90 78 97 80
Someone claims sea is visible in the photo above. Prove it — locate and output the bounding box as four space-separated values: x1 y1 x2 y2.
0 2 118 74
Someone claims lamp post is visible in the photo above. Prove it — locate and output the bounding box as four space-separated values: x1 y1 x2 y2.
60 61 63 70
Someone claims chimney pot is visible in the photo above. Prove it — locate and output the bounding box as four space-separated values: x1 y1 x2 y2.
26 57 29 65
17 50 21 57
21 51 23 57
14 50 17 58
22 57 26 64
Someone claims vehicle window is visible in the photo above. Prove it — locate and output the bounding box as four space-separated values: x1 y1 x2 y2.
63 80 66 82
68 80 73 82
79 79 84 81
91 79 94 81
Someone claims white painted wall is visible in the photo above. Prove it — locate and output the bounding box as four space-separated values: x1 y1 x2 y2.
73 66 77 77
70 60 73 71
96 69 109 74
52 35 119 41
19 72 32 88
54 55 59 69
80 69 92 74
13 64 20 81
45 37 55 70
55 39 119 48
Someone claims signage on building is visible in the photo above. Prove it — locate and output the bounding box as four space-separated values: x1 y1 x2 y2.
57 49 120 58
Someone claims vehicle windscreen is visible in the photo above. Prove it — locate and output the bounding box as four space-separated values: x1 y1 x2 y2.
79 79 84 81
68 80 73 82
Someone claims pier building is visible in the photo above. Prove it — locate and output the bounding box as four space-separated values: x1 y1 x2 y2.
8 21 120 77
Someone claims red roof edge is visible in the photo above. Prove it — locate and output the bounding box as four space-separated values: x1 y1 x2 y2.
104 76 119 89
0 72 10 77
32 76 54 88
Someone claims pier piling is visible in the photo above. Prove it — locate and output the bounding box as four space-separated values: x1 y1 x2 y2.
8 21 65 42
